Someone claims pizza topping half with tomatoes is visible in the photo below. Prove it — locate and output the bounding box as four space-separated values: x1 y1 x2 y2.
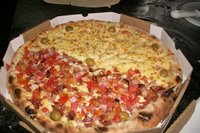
13 47 168 127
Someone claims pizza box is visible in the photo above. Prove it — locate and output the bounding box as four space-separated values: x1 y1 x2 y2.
0 12 193 133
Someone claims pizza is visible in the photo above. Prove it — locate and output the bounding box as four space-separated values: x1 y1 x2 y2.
7 20 182 133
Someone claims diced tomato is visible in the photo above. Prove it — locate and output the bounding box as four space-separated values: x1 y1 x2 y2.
16 65 23 72
32 88 40 98
127 68 135 77
17 72 24 78
42 107 49 113
32 98 41 109
113 67 119 72
86 103 94 112
94 109 103 116
127 69 141 78
32 88 41 109
71 101 79 111
6 64 10 71
58 94 68 104
127 96 139 107
106 70 112 75
18 78 29 86
114 106 122 114
26 66 35 75
74 73 83 83
44 77 57 92
141 75 148 83
106 98 114 109
134 69 140 74
110 79 119 89
81 109 86 116
87 81 97 90
121 94 128 103
113 114 120 122
121 30 132 36
128 84 139 94
45 53 57 65
141 100 149 107
24 85 31 91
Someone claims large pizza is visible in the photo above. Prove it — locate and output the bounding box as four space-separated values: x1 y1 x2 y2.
7 20 182 133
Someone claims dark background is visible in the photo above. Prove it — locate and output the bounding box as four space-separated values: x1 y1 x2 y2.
0 1 17 67
0 0 200 132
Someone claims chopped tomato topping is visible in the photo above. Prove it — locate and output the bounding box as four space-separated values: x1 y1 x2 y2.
17 77 29 87
86 103 94 112
94 109 103 116
134 69 140 74
44 77 57 92
121 94 128 103
140 101 149 107
16 65 24 72
45 52 58 65
127 96 139 107
24 85 31 91
121 30 132 36
127 69 140 78
57 94 68 104
106 70 112 75
81 109 86 116
141 75 148 83
114 106 122 114
105 98 114 109
26 66 35 75
127 68 135 77
87 81 97 90
42 107 49 113
110 79 119 89
128 84 139 94
113 67 119 72
32 88 41 109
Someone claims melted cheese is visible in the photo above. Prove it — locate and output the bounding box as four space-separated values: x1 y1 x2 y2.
29 20 180 88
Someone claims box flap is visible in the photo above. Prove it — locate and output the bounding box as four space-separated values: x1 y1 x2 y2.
166 100 196 133
51 12 121 26
23 20 52 42
0 67 12 101
120 14 151 32
180 97 200 133
43 0 120 7
149 24 163 39
176 50 193 82
70 0 120 7
3 35 24 66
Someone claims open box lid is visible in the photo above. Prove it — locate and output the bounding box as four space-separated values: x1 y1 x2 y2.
0 12 193 133
43 0 120 7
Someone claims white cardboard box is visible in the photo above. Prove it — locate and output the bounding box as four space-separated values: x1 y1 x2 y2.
0 12 193 133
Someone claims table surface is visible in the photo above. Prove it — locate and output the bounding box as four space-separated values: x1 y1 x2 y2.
1 0 200 132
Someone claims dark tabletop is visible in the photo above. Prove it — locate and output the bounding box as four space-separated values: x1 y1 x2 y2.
0 0 200 132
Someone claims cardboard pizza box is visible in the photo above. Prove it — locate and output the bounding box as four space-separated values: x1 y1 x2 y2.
0 12 193 133
166 99 196 133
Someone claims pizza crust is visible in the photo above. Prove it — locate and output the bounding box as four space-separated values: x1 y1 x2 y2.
38 95 174 133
